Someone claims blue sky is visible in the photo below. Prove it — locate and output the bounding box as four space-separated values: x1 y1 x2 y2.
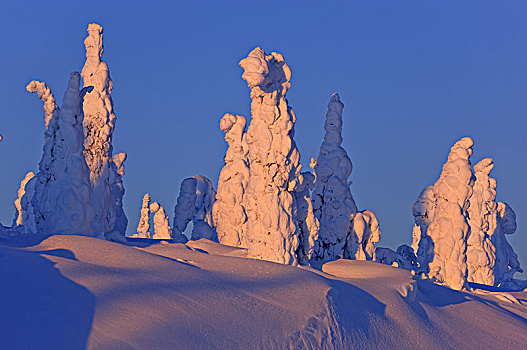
1 1 525 274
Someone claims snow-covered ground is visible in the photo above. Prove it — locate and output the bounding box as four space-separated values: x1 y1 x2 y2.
1 234 526 349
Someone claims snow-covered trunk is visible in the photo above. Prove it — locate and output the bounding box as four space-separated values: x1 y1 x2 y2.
213 113 250 248
81 23 126 239
26 73 94 235
240 47 301 265
311 94 358 261
294 171 319 264
425 137 474 290
466 158 497 285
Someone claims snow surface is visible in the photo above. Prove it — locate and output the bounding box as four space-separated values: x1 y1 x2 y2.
1 234 526 349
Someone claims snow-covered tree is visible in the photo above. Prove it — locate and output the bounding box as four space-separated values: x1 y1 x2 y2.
150 202 172 240
294 171 319 264
311 93 380 262
411 139 523 290
494 202 522 287
81 23 126 240
466 158 498 285
346 210 381 261
174 176 216 241
26 73 94 236
133 193 152 238
311 93 357 261
239 47 302 265
412 137 474 290
213 113 250 248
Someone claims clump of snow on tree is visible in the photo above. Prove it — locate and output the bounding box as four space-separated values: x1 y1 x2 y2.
12 172 37 233
213 113 250 248
174 176 217 241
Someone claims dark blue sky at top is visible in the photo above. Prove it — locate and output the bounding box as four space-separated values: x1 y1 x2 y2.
0 1 525 274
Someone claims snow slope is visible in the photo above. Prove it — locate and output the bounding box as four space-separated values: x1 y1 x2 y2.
1 235 526 349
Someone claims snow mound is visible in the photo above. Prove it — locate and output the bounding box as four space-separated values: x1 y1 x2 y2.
1 235 526 349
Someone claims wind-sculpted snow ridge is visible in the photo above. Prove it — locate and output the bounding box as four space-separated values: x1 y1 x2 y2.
25 73 94 236
3 235 527 349
174 176 216 241
239 47 302 265
81 23 126 240
213 113 250 248
311 93 381 263
413 137 474 290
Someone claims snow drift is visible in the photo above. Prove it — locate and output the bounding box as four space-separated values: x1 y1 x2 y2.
1 234 526 349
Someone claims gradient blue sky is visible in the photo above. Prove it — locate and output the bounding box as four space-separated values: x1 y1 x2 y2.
1 1 525 274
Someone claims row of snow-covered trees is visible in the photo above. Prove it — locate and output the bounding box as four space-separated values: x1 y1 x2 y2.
132 48 381 267
4 24 522 291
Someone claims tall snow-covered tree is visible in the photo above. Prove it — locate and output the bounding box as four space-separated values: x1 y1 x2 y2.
412 137 474 290
311 93 380 262
81 23 127 240
239 47 302 265
26 73 94 236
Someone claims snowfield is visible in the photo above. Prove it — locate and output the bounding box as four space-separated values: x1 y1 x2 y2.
1 235 526 349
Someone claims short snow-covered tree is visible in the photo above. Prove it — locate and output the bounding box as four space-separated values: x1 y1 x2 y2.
174 176 216 241
213 113 250 248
